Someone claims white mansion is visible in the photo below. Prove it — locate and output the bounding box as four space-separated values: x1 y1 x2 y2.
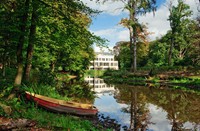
89 52 119 70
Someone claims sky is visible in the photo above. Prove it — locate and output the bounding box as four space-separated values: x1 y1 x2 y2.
80 0 199 51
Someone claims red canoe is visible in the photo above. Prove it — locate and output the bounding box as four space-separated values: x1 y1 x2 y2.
25 91 98 116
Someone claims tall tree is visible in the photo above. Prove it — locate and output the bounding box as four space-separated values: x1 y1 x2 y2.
168 0 192 66
116 21 151 69
97 0 156 72
14 0 30 86
24 0 38 81
121 0 156 72
0 0 105 88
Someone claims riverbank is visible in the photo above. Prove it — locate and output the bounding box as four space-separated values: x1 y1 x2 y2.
0 68 115 130
1 67 200 130
0 93 117 131
101 67 200 90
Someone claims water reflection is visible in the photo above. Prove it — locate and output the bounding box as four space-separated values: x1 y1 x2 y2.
85 76 116 94
85 77 200 131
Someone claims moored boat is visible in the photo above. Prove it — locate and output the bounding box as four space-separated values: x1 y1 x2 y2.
25 91 98 116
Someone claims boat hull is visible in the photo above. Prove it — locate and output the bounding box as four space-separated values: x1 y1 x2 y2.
25 92 98 116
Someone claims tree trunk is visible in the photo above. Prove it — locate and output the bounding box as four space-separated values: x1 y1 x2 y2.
130 27 134 71
168 32 174 66
133 33 137 72
24 2 37 81
129 1 137 72
14 64 24 86
14 0 30 86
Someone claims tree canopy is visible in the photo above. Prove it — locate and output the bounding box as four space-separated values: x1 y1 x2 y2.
0 0 105 86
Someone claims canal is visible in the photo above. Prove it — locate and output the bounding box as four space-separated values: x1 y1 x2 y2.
85 76 200 131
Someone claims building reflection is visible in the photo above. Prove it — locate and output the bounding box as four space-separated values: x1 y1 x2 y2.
85 76 116 94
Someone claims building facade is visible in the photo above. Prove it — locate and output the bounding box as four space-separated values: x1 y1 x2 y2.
89 52 119 70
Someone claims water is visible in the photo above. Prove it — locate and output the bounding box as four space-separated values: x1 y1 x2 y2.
85 76 200 131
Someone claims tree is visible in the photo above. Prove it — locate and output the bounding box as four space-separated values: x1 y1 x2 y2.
147 32 170 67
24 0 39 81
168 0 192 66
14 0 30 87
97 0 156 72
123 0 156 72
183 17 200 66
114 41 131 69
0 0 105 88
116 22 151 69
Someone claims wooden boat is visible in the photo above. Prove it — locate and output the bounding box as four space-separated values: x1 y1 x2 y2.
25 91 98 116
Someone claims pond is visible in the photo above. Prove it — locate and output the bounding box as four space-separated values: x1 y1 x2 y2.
85 76 200 131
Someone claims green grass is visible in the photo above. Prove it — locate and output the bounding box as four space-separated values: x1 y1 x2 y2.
21 107 98 131
0 97 100 131
170 78 200 85
0 68 100 130
101 69 200 89
22 84 70 101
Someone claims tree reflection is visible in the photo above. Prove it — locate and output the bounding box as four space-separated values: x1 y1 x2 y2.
115 86 151 130
147 85 200 130
114 84 200 130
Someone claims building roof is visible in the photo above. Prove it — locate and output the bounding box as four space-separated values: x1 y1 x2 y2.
95 52 114 56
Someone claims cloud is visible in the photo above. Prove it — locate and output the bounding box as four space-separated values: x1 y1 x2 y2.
185 0 199 17
138 3 170 40
81 0 125 16
82 0 199 49
91 28 116 37
90 27 129 51
148 104 171 131
90 26 129 47
139 0 198 41
118 29 129 41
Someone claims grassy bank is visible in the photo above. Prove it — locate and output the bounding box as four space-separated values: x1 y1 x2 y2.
0 68 103 130
0 97 99 131
101 67 200 89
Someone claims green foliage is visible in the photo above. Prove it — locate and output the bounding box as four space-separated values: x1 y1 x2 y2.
114 40 149 70
0 106 5 116
147 41 169 67
23 84 70 101
117 43 131 69
168 0 193 66
144 1 198 67
102 70 147 85
171 77 200 85
0 0 106 87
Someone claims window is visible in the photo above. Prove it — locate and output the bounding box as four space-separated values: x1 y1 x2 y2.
105 63 109 66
